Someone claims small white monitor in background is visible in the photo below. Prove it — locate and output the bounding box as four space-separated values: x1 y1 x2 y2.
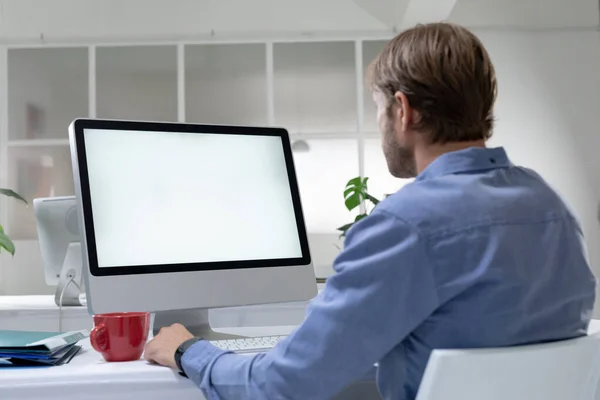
33 196 85 306
69 119 316 337
34 196 79 285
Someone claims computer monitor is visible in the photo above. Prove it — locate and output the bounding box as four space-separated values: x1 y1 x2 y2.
69 119 316 337
33 196 85 306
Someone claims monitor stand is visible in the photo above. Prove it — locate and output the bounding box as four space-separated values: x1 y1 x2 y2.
54 242 84 307
152 309 244 340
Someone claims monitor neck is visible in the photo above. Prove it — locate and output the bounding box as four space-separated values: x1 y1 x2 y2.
152 309 243 340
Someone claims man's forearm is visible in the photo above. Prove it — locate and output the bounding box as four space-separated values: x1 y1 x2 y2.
181 342 280 399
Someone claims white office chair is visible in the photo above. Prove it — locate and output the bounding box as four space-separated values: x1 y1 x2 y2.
416 333 600 400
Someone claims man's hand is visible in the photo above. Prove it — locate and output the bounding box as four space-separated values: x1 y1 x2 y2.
144 323 194 369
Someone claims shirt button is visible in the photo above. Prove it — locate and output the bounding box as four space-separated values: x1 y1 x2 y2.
489 158 496 164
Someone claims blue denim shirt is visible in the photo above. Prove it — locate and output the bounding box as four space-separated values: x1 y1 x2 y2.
182 147 596 400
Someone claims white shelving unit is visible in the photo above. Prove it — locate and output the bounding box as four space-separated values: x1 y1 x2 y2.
362 40 388 133
0 36 415 290
96 45 178 122
186 44 268 126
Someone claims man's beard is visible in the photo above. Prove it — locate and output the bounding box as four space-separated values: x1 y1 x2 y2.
382 109 417 179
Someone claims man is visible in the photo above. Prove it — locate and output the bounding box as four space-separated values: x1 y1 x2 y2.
144 23 596 400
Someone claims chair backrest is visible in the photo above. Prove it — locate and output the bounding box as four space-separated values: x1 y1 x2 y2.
416 333 600 400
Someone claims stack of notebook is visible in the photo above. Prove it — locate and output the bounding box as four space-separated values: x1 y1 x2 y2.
0 329 89 368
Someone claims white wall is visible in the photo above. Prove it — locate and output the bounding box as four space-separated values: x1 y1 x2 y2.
450 0 598 29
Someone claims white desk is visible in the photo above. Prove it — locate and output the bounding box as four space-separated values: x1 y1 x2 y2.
2 295 594 400
0 326 379 400
0 326 293 400
8 322 599 400
0 289 383 399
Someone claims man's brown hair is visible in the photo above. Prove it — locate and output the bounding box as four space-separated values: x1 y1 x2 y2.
367 22 498 143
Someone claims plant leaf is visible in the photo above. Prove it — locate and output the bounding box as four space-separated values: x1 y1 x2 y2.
0 189 27 205
343 176 369 211
346 176 363 187
336 222 354 238
337 213 369 238
0 231 15 255
336 222 354 233
344 194 361 212
354 213 368 222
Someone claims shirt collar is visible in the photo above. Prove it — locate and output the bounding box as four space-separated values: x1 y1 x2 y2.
416 147 512 181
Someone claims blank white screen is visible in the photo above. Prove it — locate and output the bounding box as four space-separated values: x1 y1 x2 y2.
83 128 303 268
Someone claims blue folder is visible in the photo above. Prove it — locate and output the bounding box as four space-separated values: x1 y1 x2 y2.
0 329 88 367
0 329 88 354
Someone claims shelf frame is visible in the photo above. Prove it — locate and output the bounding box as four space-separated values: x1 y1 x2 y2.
0 35 396 244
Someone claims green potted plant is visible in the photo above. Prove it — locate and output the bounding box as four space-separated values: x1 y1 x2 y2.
0 189 27 255
337 176 381 238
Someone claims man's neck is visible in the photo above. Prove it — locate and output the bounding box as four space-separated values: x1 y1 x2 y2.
415 140 486 174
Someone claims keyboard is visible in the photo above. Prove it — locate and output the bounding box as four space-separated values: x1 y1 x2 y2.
210 335 286 354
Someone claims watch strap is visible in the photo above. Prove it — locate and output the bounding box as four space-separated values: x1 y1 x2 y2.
175 337 202 375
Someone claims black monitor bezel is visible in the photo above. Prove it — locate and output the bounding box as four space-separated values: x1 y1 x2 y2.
72 119 312 277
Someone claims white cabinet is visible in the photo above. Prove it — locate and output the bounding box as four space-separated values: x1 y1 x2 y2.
274 42 357 134
6 47 87 247
8 48 88 141
186 44 267 126
97 45 178 122
2 38 395 287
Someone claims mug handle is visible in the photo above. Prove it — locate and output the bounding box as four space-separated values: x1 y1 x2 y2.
90 323 110 353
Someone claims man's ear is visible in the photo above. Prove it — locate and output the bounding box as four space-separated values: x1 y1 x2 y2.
394 91 413 131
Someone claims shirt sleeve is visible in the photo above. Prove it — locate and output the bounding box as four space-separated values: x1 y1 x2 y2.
181 208 439 400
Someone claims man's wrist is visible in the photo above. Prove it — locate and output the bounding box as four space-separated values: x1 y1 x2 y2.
175 337 202 375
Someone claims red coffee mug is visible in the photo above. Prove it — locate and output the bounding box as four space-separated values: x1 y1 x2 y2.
90 312 150 362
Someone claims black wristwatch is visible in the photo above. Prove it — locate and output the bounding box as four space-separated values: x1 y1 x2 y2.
175 337 202 376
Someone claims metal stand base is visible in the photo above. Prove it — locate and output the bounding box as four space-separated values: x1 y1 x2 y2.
54 242 84 307
153 309 244 340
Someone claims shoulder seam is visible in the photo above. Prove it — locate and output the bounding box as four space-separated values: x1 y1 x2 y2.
371 207 441 308
371 207 424 236
426 213 571 239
